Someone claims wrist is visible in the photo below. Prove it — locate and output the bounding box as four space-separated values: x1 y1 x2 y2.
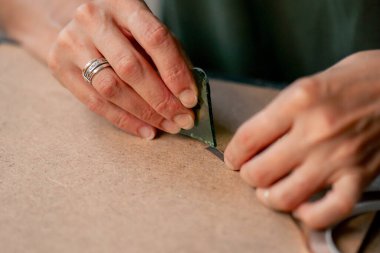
1 0 88 62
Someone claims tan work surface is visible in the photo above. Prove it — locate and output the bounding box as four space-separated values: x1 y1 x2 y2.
0 45 308 253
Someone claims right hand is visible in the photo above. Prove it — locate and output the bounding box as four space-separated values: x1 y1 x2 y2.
48 0 198 140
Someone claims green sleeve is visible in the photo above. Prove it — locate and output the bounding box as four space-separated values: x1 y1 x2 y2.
162 0 380 83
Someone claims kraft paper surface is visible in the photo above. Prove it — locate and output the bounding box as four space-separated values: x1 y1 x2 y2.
3 43 380 253
0 44 311 253
4 43 380 253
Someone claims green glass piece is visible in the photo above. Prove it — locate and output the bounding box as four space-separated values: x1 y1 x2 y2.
180 68 216 147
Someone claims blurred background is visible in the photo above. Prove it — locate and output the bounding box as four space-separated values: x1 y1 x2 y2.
146 0 380 87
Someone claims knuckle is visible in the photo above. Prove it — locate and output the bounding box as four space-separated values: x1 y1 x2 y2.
340 51 365 65
145 22 170 48
95 74 120 99
55 28 75 50
74 2 100 24
114 114 131 130
333 141 360 163
85 95 105 113
54 22 89 55
153 92 176 114
161 64 187 85
139 108 161 123
293 174 311 192
297 106 337 144
291 77 320 108
115 55 143 82
74 2 109 31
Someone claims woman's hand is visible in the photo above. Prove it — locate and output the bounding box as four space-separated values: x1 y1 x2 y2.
48 0 198 139
225 50 380 229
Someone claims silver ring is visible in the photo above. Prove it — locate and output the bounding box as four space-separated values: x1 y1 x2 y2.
82 57 111 84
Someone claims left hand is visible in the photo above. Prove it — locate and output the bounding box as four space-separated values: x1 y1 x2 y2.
224 50 380 229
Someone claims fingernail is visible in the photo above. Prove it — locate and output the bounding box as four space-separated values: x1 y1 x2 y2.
174 114 194 130
138 126 155 140
161 120 181 134
224 158 234 170
179 89 198 108
263 189 270 205
257 188 271 207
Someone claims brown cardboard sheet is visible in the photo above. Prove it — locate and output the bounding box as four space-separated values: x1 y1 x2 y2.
0 44 309 253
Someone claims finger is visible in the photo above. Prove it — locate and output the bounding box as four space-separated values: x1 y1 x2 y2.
60 19 182 134
91 68 181 134
112 0 198 108
75 11 194 130
292 174 362 229
255 161 328 212
240 132 303 187
61 65 157 139
224 79 317 170
70 44 181 134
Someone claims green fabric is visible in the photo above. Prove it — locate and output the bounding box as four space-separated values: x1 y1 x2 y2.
162 0 380 83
